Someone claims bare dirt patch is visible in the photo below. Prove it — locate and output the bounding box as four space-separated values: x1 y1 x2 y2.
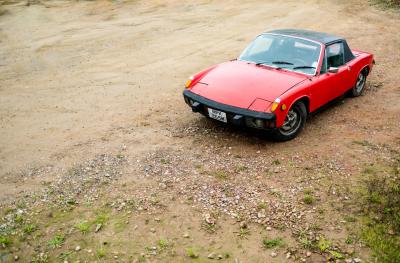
0 0 399 262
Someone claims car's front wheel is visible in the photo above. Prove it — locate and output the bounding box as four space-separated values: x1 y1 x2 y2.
350 69 367 97
272 101 307 141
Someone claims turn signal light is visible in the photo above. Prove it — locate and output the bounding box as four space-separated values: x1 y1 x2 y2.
185 76 194 88
271 98 281 112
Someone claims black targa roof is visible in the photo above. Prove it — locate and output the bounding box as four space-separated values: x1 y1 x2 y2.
266 29 343 45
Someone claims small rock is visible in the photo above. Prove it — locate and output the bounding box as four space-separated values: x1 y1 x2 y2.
183 233 190 238
270 252 277 258
75 246 81 251
266 226 272 231
113 255 118 259
150 228 156 233
204 213 216 225
257 212 266 219
154 217 160 222
207 253 215 259
306 251 312 257
286 252 291 259
239 221 247 229
217 254 223 259
95 224 102 232
14 255 19 261
354 258 362 263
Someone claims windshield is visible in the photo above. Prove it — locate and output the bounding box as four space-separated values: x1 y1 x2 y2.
239 34 322 75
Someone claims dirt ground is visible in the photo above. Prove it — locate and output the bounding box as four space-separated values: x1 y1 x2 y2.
0 0 399 262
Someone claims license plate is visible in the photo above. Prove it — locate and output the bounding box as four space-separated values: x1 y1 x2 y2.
207 108 227 123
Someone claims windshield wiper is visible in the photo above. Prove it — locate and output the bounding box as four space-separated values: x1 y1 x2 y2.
255 61 270 66
292 66 315 69
271 61 293 65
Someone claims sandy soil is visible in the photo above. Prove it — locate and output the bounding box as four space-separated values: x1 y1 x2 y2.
0 0 399 262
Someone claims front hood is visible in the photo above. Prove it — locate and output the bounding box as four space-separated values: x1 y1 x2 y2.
190 60 307 110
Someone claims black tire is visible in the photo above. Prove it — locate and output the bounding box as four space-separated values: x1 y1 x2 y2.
350 69 367 97
272 101 307 141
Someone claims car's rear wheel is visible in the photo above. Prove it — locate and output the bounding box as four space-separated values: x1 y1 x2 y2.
350 69 367 97
272 101 307 141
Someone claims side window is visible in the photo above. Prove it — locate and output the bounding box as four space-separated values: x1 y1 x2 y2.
326 42 344 68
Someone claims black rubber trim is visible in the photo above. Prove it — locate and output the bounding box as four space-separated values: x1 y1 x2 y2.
183 89 276 121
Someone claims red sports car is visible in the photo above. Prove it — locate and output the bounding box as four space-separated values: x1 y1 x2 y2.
183 29 374 141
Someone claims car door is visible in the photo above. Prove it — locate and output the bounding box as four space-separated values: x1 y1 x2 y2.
309 42 350 111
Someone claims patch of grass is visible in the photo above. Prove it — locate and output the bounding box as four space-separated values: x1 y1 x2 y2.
345 236 354 245
272 159 281 165
236 165 248 172
0 235 11 247
23 224 37 235
31 253 49 263
299 236 313 249
362 224 400 262
160 158 170 164
329 250 344 259
157 238 168 250
371 0 400 9
236 227 250 238
94 212 109 225
75 221 91 233
96 247 106 258
303 194 315 205
257 202 267 210
262 237 285 249
202 221 218 233
15 214 24 223
317 237 331 252
186 247 199 258
344 216 357 222
352 140 375 148
58 251 73 261
303 188 313 195
359 158 400 262
74 212 109 234
47 234 65 249
209 170 228 180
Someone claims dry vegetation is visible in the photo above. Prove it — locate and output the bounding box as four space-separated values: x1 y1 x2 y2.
0 0 399 262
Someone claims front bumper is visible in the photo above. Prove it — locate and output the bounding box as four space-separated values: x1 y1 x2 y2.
183 89 276 130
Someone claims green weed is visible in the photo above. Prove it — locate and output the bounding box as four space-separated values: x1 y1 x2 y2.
262 237 285 249
303 194 315 205
186 247 199 258
48 234 65 248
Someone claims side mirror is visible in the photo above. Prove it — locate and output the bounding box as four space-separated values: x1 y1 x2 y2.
328 67 339 73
